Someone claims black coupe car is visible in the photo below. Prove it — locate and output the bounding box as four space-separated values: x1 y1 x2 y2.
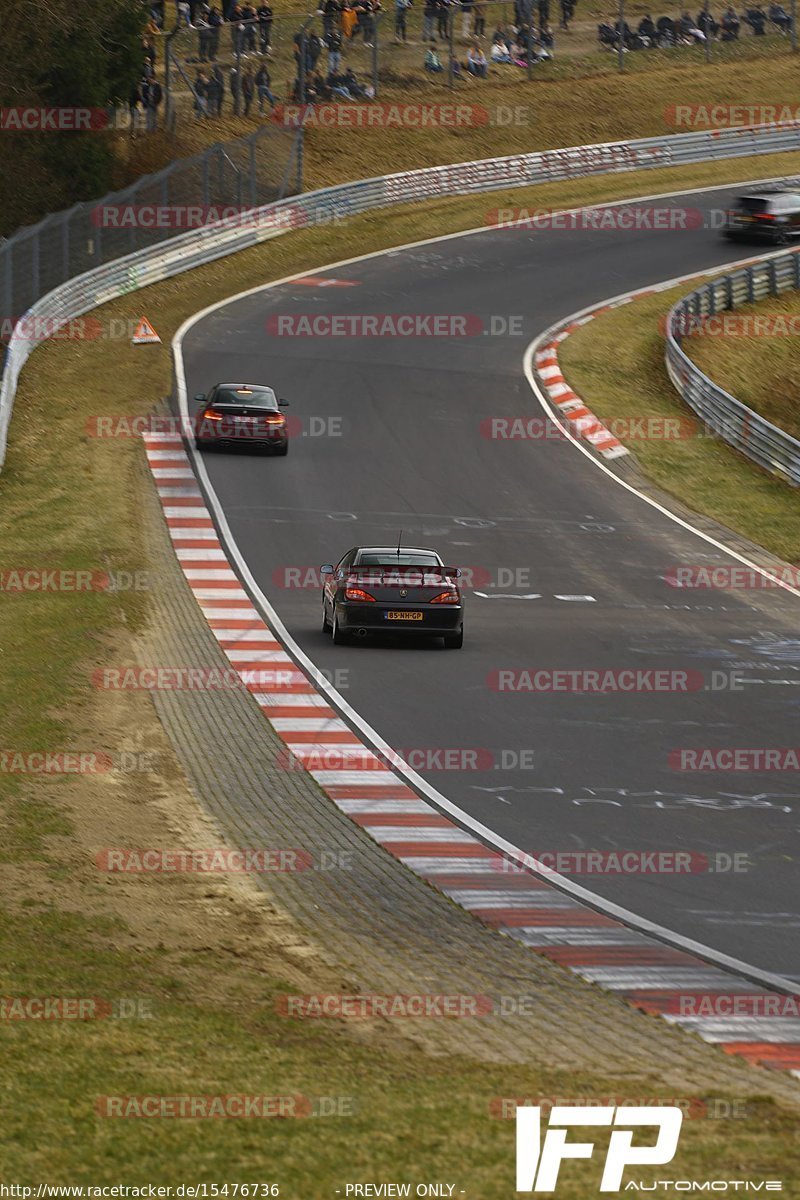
194 383 289 453
321 546 464 648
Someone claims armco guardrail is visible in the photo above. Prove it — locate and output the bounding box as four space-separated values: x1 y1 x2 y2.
666 248 800 486
4 118 800 470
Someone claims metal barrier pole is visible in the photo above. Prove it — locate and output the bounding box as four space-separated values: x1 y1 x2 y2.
448 10 455 87
792 0 797 49
704 0 711 60
164 26 179 130
373 11 380 98
618 0 625 70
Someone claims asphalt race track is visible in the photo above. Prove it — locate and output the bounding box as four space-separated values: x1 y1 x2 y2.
181 182 800 982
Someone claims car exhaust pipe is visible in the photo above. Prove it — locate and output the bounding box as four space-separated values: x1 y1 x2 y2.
354 628 368 637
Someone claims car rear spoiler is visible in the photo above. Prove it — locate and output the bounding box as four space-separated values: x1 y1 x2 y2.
349 564 460 575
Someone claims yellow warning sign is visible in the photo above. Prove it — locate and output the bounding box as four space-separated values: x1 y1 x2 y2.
131 316 161 345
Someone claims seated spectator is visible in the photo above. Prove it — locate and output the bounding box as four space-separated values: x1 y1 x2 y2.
679 10 706 39
697 7 719 34
638 12 656 39
769 0 791 28
490 35 513 57
598 17 617 42
721 5 740 35
540 21 555 45
450 53 464 74
425 45 444 68
656 13 677 42
310 70 332 99
344 66 369 95
744 4 767 31
466 43 488 71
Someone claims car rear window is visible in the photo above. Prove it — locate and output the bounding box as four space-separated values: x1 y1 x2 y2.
356 553 441 567
735 197 771 213
214 386 277 408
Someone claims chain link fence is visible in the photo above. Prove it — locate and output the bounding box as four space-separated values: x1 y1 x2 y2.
0 124 301 341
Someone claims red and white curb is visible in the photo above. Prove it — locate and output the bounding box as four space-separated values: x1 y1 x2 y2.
535 298 657 461
144 429 800 1079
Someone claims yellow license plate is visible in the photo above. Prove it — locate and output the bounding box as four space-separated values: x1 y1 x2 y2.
385 611 423 621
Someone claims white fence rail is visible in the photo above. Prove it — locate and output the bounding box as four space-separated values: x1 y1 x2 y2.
666 248 800 486
4 119 800 469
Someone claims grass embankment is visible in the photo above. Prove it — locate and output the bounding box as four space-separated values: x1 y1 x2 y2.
558 278 800 564
684 290 800 441
3 158 800 1185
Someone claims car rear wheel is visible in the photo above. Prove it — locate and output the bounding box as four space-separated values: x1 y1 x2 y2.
332 611 349 645
443 626 463 649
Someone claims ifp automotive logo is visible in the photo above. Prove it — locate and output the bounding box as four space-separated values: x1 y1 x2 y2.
516 1105 683 1192
515 1105 783 1192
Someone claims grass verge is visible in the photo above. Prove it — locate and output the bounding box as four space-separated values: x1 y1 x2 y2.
684 290 800 441
3 154 800 1187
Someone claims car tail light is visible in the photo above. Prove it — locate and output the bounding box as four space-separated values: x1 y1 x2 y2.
430 590 460 604
202 408 223 421
264 414 286 425
345 587 376 602
756 212 775 220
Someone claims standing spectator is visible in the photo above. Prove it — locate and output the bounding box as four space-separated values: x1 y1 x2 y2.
257 1 274 51
473 0 486 34
230 62 242 113
395 0 412 39
128 80 142 129
436 0 451 40
323 0 341 36
327 25 344 69
197 10 212 59
362 0 378 44
538 0 549 26
194 70 210 116
461 0 473 37
342 1 359 36
143 76 163 129
422 0 437 37
241 64 255 112
208 6 223 58
241 3 258 50
255 62 277 109
559 0 575 28
208 64 224 112
176 0 193 25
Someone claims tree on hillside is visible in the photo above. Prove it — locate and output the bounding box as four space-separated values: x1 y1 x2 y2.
0 0 150 234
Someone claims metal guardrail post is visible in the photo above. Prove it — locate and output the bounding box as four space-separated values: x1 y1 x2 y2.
746 266 755 301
